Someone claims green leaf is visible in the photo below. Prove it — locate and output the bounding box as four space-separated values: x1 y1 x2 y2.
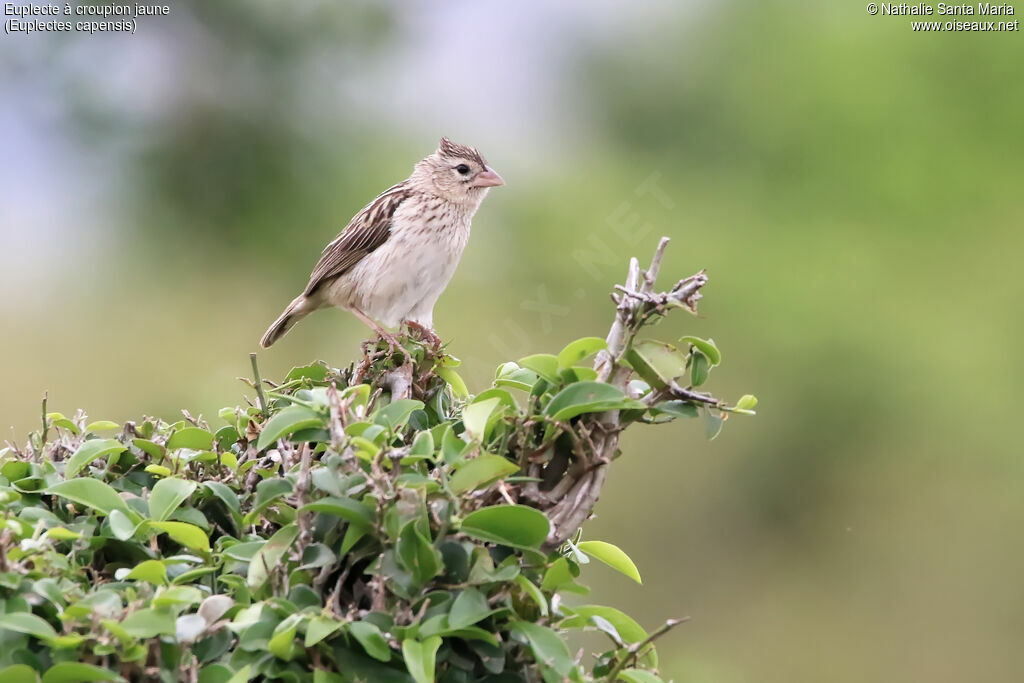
300 543 337 570
32 579 64 609
124 559 167 584
304 616 343 647
148 521 210 552
735 394 758 412
145 464 172 477
0 612 58 642
409 431 435 458
284 362 330 383
435 367 469 399
540 557 576 591
461 505 550 549
563 605 657 667
149 477 197 522
577 541 642 584
518 354 560 383
64 439 125 478
448 587 492 629
397 522 442 586
84 420 120 433
108 508 137 540
679 335 722 365
256 405 325 451
557 337 607 369
544 382 643 423
120 608 175 638
690 351 709 387
44 479 135 519
247 523 299 590
203 482 242 519
624 339 689 389
298 496 374 528
494 363 539 391
0 664 40 683
616 669 665 683
132 438 164 459
654 401 698 419
441 425 467 464
449 455 519 495
47 412 80 435
268 614 304 661
223 665 252 683
152 586 204 608
41 663 125 683
224 541 265 561
703 407 724 440
242 477 294 524
373 399 425 431
312 672 342 683
45 526 80 541
196 664 233 683
462 397 500 442
402 636 441 683
333 647 410 683
348 620 391 662
167 427 215 451
510 622 575 676
515 575 549 617
340 524 368 555
172 567 218 586
1 461 30 481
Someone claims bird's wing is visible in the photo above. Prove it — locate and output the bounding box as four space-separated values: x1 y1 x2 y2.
303 182 412 296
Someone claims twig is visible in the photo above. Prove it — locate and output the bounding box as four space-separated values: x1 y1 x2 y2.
604 617 688 682
294 443 313 554
543 237 709 547
40 393 48 453
642 236 670 290
668 270 708 312
249 353 269 418
665 382 724 407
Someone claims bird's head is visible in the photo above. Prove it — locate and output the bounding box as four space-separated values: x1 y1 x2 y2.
413 137 504 205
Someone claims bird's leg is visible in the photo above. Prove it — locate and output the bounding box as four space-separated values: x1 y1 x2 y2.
349 307 403 358
403 320 442 350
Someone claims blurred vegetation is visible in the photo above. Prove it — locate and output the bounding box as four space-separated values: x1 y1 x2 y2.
2 1 1023 681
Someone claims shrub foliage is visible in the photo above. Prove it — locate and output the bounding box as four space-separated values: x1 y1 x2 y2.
0 241 753 682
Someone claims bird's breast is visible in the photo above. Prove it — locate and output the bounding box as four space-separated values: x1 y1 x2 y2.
334 201 472 326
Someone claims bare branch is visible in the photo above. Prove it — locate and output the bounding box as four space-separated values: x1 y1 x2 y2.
295 443 313 554
604 617 689 682
543 237 710 547
642 236 670 291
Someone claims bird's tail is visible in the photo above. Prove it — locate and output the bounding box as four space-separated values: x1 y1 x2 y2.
260 295 312 348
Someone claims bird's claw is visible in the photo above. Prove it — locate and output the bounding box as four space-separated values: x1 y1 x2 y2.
403 321 443 349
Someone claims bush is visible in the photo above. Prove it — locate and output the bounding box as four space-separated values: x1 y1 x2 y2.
0 241 753 682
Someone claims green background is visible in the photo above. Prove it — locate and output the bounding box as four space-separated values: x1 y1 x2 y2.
2 2 1022 681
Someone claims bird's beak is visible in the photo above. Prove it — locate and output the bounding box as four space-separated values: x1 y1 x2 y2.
471 167 505 188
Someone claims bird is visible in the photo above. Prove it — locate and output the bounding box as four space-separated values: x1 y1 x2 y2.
259 138 504 349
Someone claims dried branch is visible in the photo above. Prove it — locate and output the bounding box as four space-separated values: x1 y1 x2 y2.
604 617 688 682
543 236 709 547
294 443 313 554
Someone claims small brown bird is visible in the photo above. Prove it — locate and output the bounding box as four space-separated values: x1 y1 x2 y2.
260 138 503 348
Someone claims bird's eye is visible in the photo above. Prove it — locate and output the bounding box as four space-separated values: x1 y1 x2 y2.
455 164 470 175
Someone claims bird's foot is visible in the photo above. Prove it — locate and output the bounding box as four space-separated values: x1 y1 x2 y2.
403 321 442 350
348 306 410 366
